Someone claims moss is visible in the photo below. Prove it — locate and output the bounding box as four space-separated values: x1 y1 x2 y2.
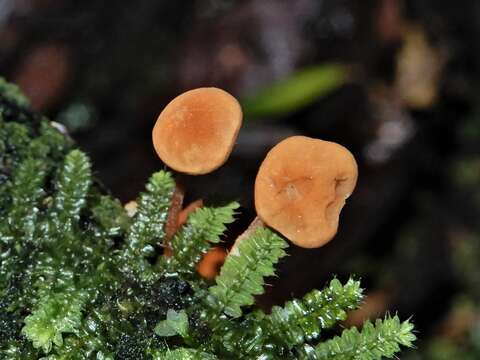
0 79 415 359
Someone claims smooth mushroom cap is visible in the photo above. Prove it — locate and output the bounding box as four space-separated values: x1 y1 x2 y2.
152 87 242 175
254 136 358 248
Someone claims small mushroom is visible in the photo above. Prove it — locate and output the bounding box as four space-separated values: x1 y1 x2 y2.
254 136 358 248
197 247 227 279
152 87 242 175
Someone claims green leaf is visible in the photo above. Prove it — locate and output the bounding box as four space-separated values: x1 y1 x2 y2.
207 227 288 318
242 64 350 118
155 309 189 337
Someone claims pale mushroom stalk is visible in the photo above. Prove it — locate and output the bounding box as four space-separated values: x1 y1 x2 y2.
230 216 265 256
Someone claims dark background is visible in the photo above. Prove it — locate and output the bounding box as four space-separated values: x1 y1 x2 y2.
2 1 480 357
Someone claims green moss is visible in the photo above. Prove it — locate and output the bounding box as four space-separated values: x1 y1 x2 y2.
0 80 415 359
0 77 29 107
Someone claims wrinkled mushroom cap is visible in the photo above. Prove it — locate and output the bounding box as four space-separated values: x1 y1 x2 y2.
254 136 358 248
152 87 242 175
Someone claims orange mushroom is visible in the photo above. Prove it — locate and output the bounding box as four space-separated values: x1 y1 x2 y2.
254 136 358 248
152 87 242 175
174 199 227 279
196 247 227 279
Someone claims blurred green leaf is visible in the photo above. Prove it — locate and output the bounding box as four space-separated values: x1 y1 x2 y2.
155 309 189 337
242 63 350 118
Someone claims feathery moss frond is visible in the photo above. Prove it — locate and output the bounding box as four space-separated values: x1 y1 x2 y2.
0 340 38 360
6 158 46 243
31 121 72 161
127 170 175 257
301 315 416 360
22 288 89 354
0 122 31 162
45 149 92 237
119 170 175 281
169 202 239 274
54 150 92 221
267 278 364 349
207 227 288 318
91 195 130 237
0 77 30 107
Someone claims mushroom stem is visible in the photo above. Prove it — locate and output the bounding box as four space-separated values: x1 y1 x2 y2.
230 217 264 256
163 184 185 257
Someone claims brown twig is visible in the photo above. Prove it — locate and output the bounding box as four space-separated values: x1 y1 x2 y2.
177 199 204 227
163 184 185 256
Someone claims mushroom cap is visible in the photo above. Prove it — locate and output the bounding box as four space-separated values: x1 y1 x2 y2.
254 136 358 248
152 87 242 175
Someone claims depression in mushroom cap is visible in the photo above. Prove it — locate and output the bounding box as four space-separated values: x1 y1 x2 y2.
255 136 358 248
152 87 242 175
